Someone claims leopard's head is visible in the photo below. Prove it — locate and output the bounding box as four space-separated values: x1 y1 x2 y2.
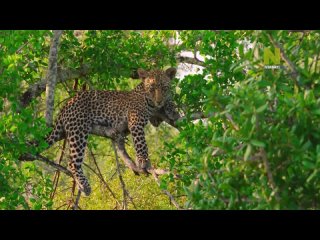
137 67 177 108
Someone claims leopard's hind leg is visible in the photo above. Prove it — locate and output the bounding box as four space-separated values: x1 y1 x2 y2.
66 122 91 196
46 118 66 147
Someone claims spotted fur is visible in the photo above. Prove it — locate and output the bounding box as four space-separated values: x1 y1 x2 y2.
46 68 177 196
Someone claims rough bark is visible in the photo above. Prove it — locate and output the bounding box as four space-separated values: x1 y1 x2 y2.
20 64 90 108
45 30 63 127
177 56 205 67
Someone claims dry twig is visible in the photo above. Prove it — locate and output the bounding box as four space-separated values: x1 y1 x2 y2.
112 141 137 210
150 171 182 210
50 139 67 199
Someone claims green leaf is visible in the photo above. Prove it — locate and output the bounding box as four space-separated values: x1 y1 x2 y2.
256 103 268 113
239 44 244 57
244 144 252 161
251 114 256 124
313 109 320 115
10 125 17 132
251 140 266 148
232 65 243 73
34 203 42 210
306 170 318 183
302 161 315 169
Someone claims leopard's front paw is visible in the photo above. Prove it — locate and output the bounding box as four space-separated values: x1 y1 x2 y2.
140 160 151 175
78 181 92 196
83 185 92 196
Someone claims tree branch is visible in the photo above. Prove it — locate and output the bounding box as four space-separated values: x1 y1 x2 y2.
87 147 122 208
113 133 181 177
72 190 82 210
45 30 63 127
176 111 239 131
150 171 182 209
177 56 206 67
16 40 30 54
225 113 240 131
20 153 72 177
267 33 301 87
50 139 67 199
20 64 90 108
176 111 212 123
112 135 181 209
21 52 203 110
111 140 136 210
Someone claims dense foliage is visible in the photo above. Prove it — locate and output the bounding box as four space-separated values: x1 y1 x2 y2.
0 30 319 209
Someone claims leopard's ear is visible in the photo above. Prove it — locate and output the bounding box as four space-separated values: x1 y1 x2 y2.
137 68 148 80
165 67 177 80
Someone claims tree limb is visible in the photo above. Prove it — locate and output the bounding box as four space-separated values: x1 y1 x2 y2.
21 52 204 109
72 190 82 210
111 140 136 210
112 135 181 209
20 153 72 177
86 148 122 208
16 40 30 54
150 170 182 210
176 111 212 123
20 64 90 108
113 133 181 177
267 33 301 87
177 56 206 67
225 113 240 131
45 30 63 127
50 139 67 199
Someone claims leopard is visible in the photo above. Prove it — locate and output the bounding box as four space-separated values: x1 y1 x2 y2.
46 67 178 196
149 99 181 127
